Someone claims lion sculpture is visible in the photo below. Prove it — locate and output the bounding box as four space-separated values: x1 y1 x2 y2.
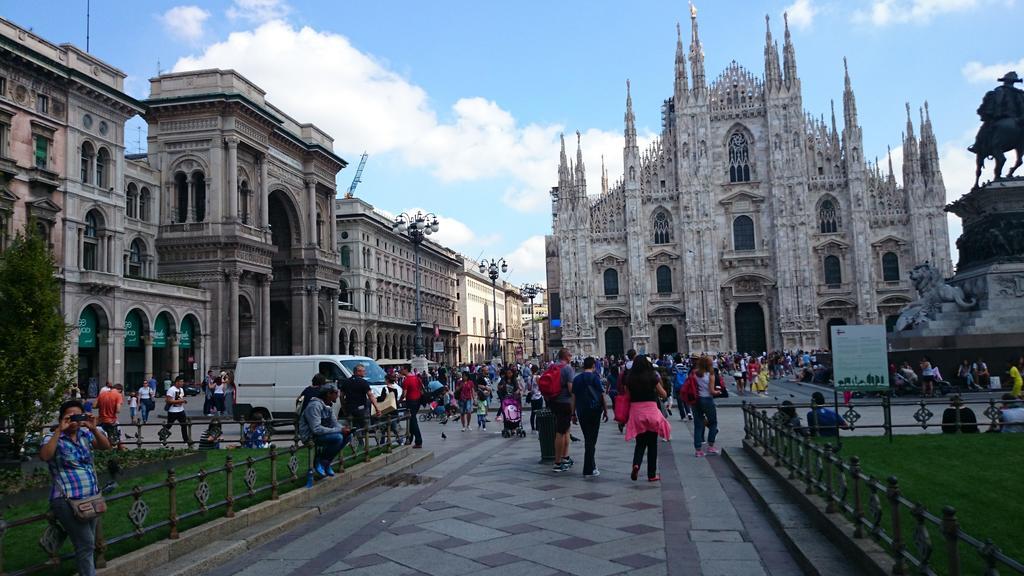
895 263 977 331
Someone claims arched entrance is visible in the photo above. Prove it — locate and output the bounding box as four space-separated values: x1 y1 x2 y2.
268 190 299 355
179 315 199 383
885 315 899 333
123 309 148 390
270 301 291 355
657 325 678 356
826 318 847 350
239 296 254 358
77 305 109 394
153 312 174 384
734 303 767 355
604 327 624 359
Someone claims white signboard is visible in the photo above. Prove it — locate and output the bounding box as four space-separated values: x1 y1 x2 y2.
831 324 889 392
432 341 444 353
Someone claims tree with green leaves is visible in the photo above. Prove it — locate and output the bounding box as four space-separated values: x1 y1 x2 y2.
0 223 75 457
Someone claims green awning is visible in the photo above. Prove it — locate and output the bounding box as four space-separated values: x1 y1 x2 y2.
179 318 193 349
124 310 142 348
153 314 168 349
78 307 97 349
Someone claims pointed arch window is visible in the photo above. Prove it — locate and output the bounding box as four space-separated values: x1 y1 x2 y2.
824 255 842 287
603 268 619 297
728 132 751 182
652 210 672 244
732 215 755 251
819 198 840 233
656 265 673 294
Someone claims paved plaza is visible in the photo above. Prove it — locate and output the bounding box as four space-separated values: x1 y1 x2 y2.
200 402 820 576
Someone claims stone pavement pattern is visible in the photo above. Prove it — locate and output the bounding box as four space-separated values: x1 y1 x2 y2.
204 409 827 576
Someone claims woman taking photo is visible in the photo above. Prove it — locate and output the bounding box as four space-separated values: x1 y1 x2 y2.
40 400 112 576
624 355 671 481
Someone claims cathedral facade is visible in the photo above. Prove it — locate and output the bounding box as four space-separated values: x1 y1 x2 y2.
545 10 951 357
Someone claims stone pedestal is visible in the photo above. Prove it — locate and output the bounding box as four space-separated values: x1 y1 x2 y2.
890 178 1024 359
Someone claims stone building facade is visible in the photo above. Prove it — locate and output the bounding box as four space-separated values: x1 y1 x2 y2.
547 11 951 357
144 69 346 369
458 259 518 363
0 18 213 390
504 284 524 363
334 196 460 364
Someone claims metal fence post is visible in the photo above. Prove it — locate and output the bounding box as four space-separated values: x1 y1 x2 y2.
94 514 107 568
804 437 815 495
135 421 143 449
888 476 907 575
761 410 772 457
942 506 962 576
186 418 195 450
385 415 392 453
742 402 751 440
851 456 864 538
364 425 370 463
270 446 279 500
225 454 235 518
824 445 837 513
167 468 179 539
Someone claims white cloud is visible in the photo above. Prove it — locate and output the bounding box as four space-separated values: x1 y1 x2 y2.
505 235 548 284
854 0 996 25
962 58 1024 83
172 20 650 217
227 0 290 23
784 0 817 29
161 5 210 43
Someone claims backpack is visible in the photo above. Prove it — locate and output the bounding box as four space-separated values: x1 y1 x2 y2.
673 366 688 392
537 363 564 399
680 373 698 406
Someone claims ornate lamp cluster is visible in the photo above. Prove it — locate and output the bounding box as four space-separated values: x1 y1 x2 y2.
392 211 440 357
478 258 507 359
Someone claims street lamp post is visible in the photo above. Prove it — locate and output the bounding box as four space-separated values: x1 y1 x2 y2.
393 211 440 358
521 283 544 360
478 258 507 360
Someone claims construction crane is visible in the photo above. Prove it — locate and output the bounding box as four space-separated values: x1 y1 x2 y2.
345 152 368 197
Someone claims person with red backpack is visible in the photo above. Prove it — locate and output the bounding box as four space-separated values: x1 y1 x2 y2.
539 349 576 472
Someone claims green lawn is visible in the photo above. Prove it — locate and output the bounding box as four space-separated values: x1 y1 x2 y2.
1 443 384 575
834 434 1024 574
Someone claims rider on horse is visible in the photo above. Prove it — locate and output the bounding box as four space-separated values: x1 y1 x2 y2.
969 71 1024 154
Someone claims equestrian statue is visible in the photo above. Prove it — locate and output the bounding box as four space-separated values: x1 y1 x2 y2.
969 71 1024 188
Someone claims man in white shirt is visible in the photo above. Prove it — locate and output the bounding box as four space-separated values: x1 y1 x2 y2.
164 376 190 445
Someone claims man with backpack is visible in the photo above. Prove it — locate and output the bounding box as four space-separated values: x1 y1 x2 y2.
673 355 693 421
571 357 608 477
539 348 576 472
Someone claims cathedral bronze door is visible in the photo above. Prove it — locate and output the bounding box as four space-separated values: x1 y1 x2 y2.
604 327 624 359
657 325 678 356
734 303 766 355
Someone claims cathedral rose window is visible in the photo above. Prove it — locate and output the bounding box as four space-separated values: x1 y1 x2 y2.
728 132 751 183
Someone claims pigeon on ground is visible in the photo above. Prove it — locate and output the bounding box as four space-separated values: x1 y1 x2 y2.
441 432 447 440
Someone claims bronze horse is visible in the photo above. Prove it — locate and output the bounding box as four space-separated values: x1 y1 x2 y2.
974 117 1024 188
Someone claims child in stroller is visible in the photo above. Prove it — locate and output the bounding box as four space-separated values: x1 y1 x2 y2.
500 396 526 437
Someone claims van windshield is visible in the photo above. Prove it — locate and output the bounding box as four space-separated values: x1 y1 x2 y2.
340 359 387 384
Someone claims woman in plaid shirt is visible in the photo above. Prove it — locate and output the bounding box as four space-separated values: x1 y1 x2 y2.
40 400 111 576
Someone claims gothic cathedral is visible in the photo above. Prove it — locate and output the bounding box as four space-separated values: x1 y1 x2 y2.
545 10 950 357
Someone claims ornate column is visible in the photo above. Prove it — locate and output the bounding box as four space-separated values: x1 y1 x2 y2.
291 286 305 354
330 288 339 354
261 274 271 355
188 177 196 223
170 336 180 377
305 178 317 247
144 334 153 380
228 271 240 363
308 286 319 354
260 156 269 228
226 137 239 222
329 191 337 251
76 228 83 269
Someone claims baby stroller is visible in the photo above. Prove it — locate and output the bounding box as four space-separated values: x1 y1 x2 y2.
500 396 526 438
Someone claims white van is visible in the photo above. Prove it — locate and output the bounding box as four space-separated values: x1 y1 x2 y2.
233 355 388 421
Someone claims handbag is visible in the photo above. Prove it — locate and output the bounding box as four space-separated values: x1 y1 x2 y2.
613 386 631 424
378 392 398 416
68 493 107 521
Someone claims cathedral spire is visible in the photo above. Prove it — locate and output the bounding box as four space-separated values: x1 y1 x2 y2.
782 12 799 88
625 79 637 149
688 2 706 90
601 154 609 195
905 102 915 140
764 15 782 90
887 145 895 182
558 132 569 185
842 57 858 128
575 130 587 198
675 22 689 97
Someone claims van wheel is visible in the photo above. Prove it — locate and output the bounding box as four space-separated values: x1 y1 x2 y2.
253 409 274 436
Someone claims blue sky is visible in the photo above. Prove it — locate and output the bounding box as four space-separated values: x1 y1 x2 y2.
3 0 1020 284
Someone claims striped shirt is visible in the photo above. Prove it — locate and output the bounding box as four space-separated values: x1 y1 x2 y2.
42 429 99 501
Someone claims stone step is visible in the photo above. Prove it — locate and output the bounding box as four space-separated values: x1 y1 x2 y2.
723 447 861 576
